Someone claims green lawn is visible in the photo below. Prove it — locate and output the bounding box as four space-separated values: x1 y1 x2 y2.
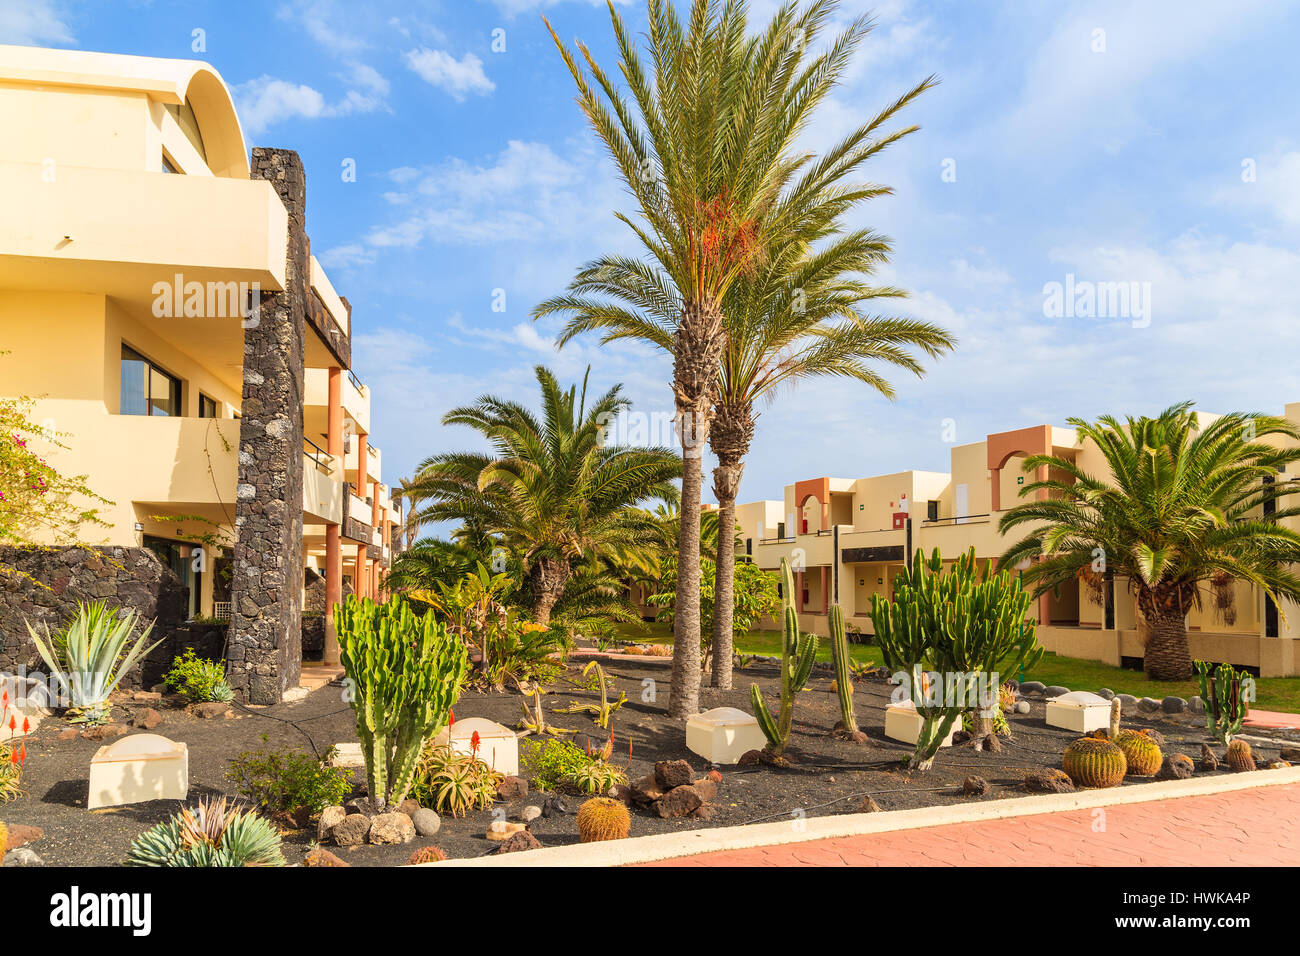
615 621 1300 713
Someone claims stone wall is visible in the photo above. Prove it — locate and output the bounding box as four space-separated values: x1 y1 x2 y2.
0 546 187 691
227 147 309 705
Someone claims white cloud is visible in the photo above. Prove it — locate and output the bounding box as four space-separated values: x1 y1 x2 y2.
403 47 495 100
232 75 385 136
486 0 631 18
276 0 368 55
0 0 73 45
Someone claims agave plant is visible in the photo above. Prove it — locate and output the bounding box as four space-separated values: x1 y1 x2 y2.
126 797 285 867
25 602 162 723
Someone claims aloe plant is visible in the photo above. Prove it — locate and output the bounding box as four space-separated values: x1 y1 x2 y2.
25 602 161 723
336 594 470 812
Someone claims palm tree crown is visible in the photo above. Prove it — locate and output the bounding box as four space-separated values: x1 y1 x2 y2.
998 402 1300 680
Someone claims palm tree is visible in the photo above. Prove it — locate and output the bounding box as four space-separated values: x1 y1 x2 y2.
537 0 936 716
998 403 1300 681
403 366 680 625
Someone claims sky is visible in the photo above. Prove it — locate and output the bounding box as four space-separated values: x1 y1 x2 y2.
8 0 1300 512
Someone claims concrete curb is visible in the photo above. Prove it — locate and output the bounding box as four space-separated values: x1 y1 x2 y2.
435 765 1300 867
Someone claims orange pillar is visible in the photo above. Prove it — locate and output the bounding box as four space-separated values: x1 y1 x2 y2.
324 368 345 663
356 544 368 599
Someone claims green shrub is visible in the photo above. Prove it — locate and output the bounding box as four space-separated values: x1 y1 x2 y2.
521 737 624 793
164 648 233 703
226 736 351 817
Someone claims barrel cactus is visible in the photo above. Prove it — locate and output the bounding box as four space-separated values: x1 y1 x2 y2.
577 797 630 843
1115 729 1162 777
408 845 448 865
1225 738 1256 772
1062 736 1127 788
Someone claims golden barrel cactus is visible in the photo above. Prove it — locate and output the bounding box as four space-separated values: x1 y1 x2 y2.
1226 739 1256 772
577 797 630 843
1062 736 1126 789
1115 729 1162 777
408 845 448 865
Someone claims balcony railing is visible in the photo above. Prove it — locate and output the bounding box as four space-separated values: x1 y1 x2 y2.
303 437 335 475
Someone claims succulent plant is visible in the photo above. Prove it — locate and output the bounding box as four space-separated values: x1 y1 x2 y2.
554 661 626 729
1225 739 1256 772
1194 660 1252 745
411 744 502 817
750 557 818 757
828 604 858 735
125 797 284 867
1062 736 1127 788
408 845 448 865
1115 729 1162 777
0 819 7 854
576 796 630 842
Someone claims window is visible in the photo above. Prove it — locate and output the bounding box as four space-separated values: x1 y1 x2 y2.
144 535 201 620
199 394 218 419
121 346 181 417
161 154 180 174
927 500 939 522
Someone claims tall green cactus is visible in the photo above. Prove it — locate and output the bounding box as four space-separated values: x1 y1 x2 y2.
828 604 858 735
337 594 470 811
1194 659 1252 744
870 548 1042 770
750 557 819 757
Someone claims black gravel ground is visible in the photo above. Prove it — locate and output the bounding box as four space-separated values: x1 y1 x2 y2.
2 657 1290 866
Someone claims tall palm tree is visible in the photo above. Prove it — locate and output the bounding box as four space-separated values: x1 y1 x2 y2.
403 366 680 625
537 0 936 716
998 403 1300 681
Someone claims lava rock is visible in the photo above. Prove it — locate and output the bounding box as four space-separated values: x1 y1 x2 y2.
1138 697 1161 713
369 813 416 845
486 821 526 842
55 728 78 742
132 708 163 730
690 804 716 821
630 774 665 807
330 814 372 847
737 749 764 766
1020 681 1046 695
397 798 421 816
1200 743 1220 771
1014 700 1031 715
2 848 44 867
1097 688 1116 700
1157 754 1195 780
691 777 718 803
654 759 694 790
952 730 972 745
706 769 723 783
1189 696 1206 715
304 848 350 867
317 806 346 842
495 830 542 854
1280 746 1300 762
516 805 542 824
345 797 377 816
963 775 989 796
609 783 633 805
1043 685 1070 698
541 794 575 817
1144 729 1167 749
656 784 703 819
497 775 528 801
80 723 128 741
1025 769 1075 794
1160 696 1187 714
859 795 882 812
3 825 42 851
190 702 232 719
1116 693 1140 711
411 808 442 837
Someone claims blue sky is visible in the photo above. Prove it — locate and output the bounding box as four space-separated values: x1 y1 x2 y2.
10 0 1300 509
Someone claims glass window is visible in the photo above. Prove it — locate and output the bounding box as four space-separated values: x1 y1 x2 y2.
199 394 218 419
120 345 181 417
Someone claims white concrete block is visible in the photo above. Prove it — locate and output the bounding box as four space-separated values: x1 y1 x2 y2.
686 707 769 764
433 717 519 776
884 702 960 747
88 733 188 809
1045 691 1111 733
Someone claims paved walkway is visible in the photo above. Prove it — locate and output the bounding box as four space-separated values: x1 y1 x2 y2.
1244 708 1300 730
642 782 1300 866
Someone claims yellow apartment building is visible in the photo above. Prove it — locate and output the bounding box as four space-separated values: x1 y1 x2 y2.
0 45 403 702
741 415 1300 677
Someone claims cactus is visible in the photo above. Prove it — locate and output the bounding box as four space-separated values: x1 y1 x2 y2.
1194 660 1253 745
408 845 448 865
576 796 631 842
828 605 858 736
750 558 819 757
1114 729 1162 777
870 548 1043 771
1225 738 1256 772
554 661 627 729
517 687 577 737
337 595 471 812
1108 697 1122 738
1062 736 1127 788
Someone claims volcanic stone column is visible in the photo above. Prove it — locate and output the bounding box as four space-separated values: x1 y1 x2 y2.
228 147 308 704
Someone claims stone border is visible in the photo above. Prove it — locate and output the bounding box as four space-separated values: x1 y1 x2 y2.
433 765 1300 867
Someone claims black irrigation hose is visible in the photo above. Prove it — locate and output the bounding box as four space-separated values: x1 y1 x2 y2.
226 697 327 759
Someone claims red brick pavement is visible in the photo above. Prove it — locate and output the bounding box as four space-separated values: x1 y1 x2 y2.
641 782 1300 866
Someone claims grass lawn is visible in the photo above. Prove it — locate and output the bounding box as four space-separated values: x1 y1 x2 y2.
614 621 1300 713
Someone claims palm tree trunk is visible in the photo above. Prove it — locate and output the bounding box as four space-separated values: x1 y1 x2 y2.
529 557 569 627
708 401 754 690
1138 586 1195 681
668 300 725 718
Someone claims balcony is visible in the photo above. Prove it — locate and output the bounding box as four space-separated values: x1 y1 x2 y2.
302 439 342 524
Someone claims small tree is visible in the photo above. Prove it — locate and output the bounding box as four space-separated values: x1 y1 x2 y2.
871 548 1042 770
0 392 110 570
648 555 779 671
336 595 470 812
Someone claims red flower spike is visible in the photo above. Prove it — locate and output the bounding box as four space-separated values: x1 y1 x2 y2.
22 717 30 734
470 730 481 756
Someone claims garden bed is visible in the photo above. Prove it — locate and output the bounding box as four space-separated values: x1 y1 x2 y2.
4 657 1296 866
